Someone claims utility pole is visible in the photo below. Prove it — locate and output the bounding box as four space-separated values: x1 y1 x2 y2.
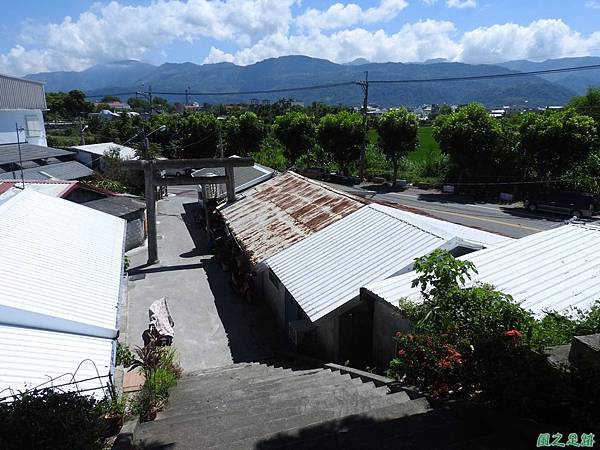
185 86 190 106
15 123 25 189
148 85 153 118
217 116 226 158
79 117 87 145
358 71 369 180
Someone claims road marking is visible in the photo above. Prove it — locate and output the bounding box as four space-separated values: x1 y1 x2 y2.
411 205 546 232
388 192 504 212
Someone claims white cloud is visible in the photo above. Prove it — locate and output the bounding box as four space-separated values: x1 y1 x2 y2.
586 0 600 8
2 1 600 77
296 0 408 31
458 19 600 63
205 20 460 65
0 0 296 75
446 0 476 8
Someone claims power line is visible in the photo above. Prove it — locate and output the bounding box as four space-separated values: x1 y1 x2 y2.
369 64 600 85
83 63 600 100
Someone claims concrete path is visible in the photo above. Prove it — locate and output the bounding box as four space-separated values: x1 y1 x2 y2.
123 191 280 372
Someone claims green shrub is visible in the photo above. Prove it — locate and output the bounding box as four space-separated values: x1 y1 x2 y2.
116 342 135 368
0 390 108 450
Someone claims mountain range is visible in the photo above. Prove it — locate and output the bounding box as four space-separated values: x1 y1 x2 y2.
25 55 600 108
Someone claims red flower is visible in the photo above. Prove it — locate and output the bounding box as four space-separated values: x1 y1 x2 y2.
398 349 406 357
431 383 449 398
503 329 523 342
395 331 402 337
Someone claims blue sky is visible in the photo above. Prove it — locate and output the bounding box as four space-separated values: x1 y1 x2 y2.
1 0 599 75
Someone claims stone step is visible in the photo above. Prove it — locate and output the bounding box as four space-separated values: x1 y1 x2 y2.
177 364 289 386
170 371 357 404
140 391 410 444
168 377 375 413
174 367 327 392
210 398 433 450
158 386 408 425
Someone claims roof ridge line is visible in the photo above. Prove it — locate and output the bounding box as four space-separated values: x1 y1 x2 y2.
367 203 452 241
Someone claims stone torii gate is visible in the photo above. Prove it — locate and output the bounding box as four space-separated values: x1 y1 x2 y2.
123 157 254 265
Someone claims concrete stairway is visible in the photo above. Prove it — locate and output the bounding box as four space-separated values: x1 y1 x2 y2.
134 358 523 449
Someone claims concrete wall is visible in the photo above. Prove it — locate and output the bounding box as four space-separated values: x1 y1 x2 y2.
314 317 339 362
74 150 94 167
124 212 146 251
0 109 47 146
261 268 286 330
372 298 411 370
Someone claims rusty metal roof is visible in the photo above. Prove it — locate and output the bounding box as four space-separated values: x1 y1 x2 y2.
220 172 365 266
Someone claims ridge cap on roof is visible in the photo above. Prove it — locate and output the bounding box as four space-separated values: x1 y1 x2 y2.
285 171 368 205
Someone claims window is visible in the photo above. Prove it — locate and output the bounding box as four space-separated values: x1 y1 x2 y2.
25 115 42 138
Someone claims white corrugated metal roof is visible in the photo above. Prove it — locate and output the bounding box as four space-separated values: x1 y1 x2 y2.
364 223 600 317
0 180 75 197
0 189 126 338
266 203 474 322
71 142 138 160
0 324 113 399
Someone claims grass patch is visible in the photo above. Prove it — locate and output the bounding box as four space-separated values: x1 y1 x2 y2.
408 126 441 163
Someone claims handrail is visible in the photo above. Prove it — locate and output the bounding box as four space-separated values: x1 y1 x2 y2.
0 358 114 403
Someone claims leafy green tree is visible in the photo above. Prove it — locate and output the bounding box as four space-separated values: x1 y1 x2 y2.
317 111 365 174
45 90 92 120
179 112 219 158
128 97 149 110
100 95 121 103
433 103 502 180
273 111 315 166
225 112 265 156
377 108 419 181
568 87 600 127
519 109 599 179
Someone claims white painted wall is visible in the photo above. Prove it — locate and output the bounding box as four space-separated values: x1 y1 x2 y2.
0 109 47 146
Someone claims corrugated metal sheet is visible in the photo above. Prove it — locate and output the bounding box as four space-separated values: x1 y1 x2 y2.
0 180 75 197
0 160 94 180
0 143 74 165
70 142 138 160
193 162 274 193
0 74 46 110
0 324 113 398
0 189 126 338
220 172 365 265
266 203 454 322
364 223 600 317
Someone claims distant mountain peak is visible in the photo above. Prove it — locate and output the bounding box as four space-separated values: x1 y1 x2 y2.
345 58 371 66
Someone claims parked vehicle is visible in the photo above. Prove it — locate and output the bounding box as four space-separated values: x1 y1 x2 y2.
524 191 599 218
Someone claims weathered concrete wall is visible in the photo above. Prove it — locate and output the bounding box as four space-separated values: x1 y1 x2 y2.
260 268 285 330
372 299 411 370
124 213 146 251
314 317 339 362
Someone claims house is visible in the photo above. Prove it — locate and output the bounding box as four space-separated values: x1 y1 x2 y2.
192 158 275 202
0 188 125 398
0 179 113 203
84 196 147 251
70 142 138 168
264 203 511 366
362 222 600 368
218 172 365 267
0 74 47 146
0 142 93 180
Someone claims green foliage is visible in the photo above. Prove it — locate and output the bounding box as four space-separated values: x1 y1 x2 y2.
519 109 599 179
225 111 265 156
568 87 600 127
100 95 121 103
252 137 289 171
116 342 135 367
45 90 93 121
274 111 315 165
0 390 108 449
433 103 503 180
529 313 577 348
411 249 477 298
87 178 127 193
377 108 419 180
317 111 365 174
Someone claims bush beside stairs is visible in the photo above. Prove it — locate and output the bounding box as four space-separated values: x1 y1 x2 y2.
134 356 526 449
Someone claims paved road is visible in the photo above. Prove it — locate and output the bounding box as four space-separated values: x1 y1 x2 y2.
328 185 583 238
168 183 583 239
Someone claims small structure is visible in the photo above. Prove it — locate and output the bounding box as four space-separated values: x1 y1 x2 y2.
0 142 92 180
70 142 138 168
85 196 147 250
0 74 47 146
362 222 600 368
0 188 125 397
0 179 113 203
263 202 510 365
192 158 274 199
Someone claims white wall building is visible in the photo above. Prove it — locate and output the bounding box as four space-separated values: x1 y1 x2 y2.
0 74 47 146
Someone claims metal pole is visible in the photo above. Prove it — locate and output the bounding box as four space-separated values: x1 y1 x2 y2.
225 165 236 203
144 161 159 265
15 124 24 189
218 122 224 159
79 117 86 145
359 71 369 180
